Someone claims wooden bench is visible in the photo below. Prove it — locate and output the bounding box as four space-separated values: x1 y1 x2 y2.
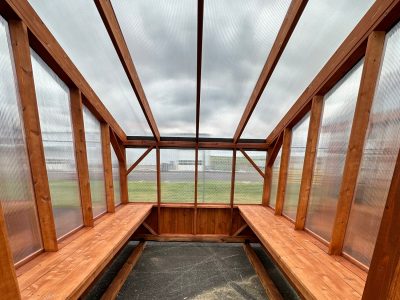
239 205 367 300
15 204 152 299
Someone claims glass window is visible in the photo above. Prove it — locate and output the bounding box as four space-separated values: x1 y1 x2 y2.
235 151 265 204
83 107 107 217
243 0 374 138
31 50 83 239
306 61 363 242
343 23 400 267
283 113 310 221
29 0 150 135
269 149 282 209
160 149 195 203
126 148 157 202
111 146 121 206
0 17 42 263
198 150 233 203
200 0 291 137
112 0 197 137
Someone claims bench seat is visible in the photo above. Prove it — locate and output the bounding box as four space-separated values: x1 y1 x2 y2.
16 204 152 300
239 205 367 300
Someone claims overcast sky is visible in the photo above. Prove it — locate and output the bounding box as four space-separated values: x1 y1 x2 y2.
29 0 373 139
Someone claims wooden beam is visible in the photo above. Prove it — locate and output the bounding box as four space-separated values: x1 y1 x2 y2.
133 234 258 243
266 133 283 168
230 149 237 234
70 88 94 227
156 147 161 234
101 123 115 213
101 241 146 300
243 243 283 300
9 20 58 251
232 224 248 237
119 147 128 204
240 149 265 178
329 31 386 255
109 129 124 162
295 96 323 230
266 0 400 144
275 128 292 216
195 0 204 140
124 140 269 150
233 0 308 142
262 150 273 206
0 203 21 300
194 145 199 234
362 148 400 300
142 222 157 236
94 0 160 141
1 0 126 141
126 146 154 175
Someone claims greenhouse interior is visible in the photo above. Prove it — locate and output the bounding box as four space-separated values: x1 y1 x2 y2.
0 0 399 299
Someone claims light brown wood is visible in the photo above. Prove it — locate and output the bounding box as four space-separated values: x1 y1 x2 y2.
240 149 265 178
109 129 124 162
229 149 237 234
70 88 94 227
156 147 161 234
101 241 146 300
275 128 292 216
126 146 154 175
119 147 129 204
243 243 283 300
17 204 152 299
94 0 160 141
159 208 194 234
0 203 21 299
8 20 58 251
239 205 366 300
262 136 283 206
330 31 386 255
362 148 400 300
194 145 199 234
101 123 115 213
233 0 308 142
295 96 323 230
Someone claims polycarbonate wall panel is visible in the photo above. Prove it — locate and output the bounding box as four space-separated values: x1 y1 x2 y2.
269 149 282 209
306 61 363 242
200 0 291 137
343 24 400 267
29 0 150 135
112 0 197 137
283 113 310 220
111 146 121 206
31 51 83 239
243 0 374 138
235 151 265 204
127 149 157 202
83 107 106 217
0 18 43 264
160 149 195 203
198 150 232 203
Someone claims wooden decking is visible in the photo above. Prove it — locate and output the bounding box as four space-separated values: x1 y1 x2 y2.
239 205 367 300
16 204 152 300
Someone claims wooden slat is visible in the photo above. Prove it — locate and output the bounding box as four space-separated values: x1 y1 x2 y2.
119 147 129 204
229 149 237 234
267 133 283 168
243 243 283 300
295 96 323 230
94 0 160 141
101 241 146 300
142 222 157 236
275 128 292 216
330 31 386 255
8 20 58 251
195 0 204 140
70 89 94 227
156 147 161 234
194 145 199 234
240 149 265 178
262 136 283 206
232 224 248 237
362 148 400 300
134 234 257 243
266 0 400 144
233 0 308 142
109 129 124 162
101 124 115 213
126 146 154 175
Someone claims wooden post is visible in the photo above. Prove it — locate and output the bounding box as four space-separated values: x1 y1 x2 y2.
275 128 292 215
156 147 161 234
295 96 323 230
119 147 128 204
194 145 199 234
229 149 237 235
9 20 58 251
101 123 115 213
362 148 400 300
70 89 94 227
0 203 21 299
329 31 386 255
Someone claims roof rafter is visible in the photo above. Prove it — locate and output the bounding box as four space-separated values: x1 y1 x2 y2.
232 0 308 143
95 0 161 142
196 0 204 141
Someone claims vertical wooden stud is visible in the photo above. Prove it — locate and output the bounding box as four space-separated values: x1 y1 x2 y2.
194 145 199 234
101 123 115 213
156 147 161 234
9 20 58 251
229 149 237 235
262 149 273 206
119 147 129 204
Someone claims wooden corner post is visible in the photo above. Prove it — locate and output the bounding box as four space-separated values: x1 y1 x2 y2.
101 123 115 213
119 147 129 204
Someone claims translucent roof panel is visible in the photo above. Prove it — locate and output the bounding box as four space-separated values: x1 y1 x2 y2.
112 0 197 137
200 0 291 138
242 0 375 139
29 0 151 136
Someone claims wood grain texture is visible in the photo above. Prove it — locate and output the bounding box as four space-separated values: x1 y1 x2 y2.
330 31 386 255
196 208 230 235
119 147 129 204
8 20 58 251
17 204 152 300
159 208 194 234
101 123 115 213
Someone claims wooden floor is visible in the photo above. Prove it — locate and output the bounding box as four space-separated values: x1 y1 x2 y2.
16 204 152 300
239 205 367 300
